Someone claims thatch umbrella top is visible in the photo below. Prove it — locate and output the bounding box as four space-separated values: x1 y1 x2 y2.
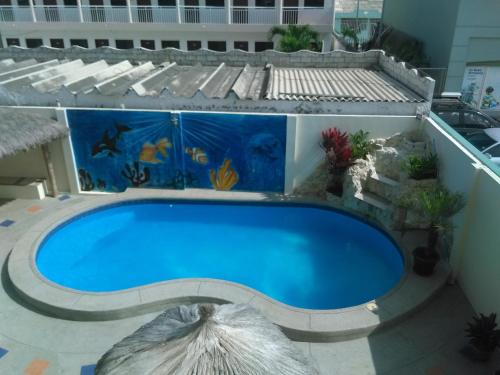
96 303 318 375
0 108 67 159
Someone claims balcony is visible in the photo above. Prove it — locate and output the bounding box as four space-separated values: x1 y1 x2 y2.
0 5 333 26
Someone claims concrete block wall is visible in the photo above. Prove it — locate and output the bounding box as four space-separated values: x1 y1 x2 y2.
378 51 435 101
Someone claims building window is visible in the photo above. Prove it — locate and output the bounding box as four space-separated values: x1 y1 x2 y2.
70 39 88 48
187 40 201 51
158 0 175 5
95 39 109 48
141 40 155 50
208 41 226 52
6 38 20 47
255 0 274 6
26 38 43 48
255 41 273 52
115 39 134 49
50 39 64 48
110 0 126 5
304 0 323 6
234 41 248 51
161 40 179 49
63 0 77 5
206 0 224 6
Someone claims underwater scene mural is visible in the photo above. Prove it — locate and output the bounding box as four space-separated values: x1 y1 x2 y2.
67 110 183 192
67 110 287 193
180 112 287 193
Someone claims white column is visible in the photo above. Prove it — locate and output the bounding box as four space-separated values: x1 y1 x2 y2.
226 0 231 24
277 0 282 24
177 0 182 23
77 0 84 22
126 0 133 22
28 0 37 22
56 108 81 194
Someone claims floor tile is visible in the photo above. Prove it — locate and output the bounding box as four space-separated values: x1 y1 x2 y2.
27 205 42 213
25 359 50 375
58 195 71 201
81 364 96 375
0 219 14 227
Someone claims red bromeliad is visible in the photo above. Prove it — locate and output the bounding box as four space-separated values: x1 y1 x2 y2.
321 128 353 170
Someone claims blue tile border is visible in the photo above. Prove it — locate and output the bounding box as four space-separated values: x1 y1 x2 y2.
81 364 96 375
0 347 8 359
0 219 15 227
58 195 71 201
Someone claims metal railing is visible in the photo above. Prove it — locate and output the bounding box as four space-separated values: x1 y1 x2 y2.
0 4 332 25
232 7 278 25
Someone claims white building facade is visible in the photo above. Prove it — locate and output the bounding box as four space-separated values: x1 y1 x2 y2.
0 0 335 51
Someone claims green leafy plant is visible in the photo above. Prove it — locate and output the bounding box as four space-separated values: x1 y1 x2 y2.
350 130 375 160
403 153 438 180
465 313 500 353
407 186 465 257
341 26 359 50
268 25 320 52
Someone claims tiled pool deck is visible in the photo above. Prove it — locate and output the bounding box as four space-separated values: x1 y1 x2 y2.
0 193 499 374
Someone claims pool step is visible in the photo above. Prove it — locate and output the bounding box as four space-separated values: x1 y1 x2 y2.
354 191 391 211
369 172 400 187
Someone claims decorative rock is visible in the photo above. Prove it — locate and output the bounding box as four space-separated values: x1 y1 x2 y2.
95 303 318 375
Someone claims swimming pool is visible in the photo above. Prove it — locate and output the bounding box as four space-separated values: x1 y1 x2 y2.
36 200 404 310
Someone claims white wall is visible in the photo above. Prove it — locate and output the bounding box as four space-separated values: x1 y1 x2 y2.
289 114 420 189
0 139 71 194
424 114 500 316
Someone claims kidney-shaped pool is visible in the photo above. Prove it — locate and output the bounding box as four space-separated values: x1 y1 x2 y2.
36 200 404 310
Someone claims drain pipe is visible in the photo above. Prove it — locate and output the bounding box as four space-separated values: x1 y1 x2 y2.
41 143 59 198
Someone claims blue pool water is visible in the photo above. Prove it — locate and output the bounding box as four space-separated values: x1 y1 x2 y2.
36 201 404 310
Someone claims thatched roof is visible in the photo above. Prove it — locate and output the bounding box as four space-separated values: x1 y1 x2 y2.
0 107 67 159
96 303 318 375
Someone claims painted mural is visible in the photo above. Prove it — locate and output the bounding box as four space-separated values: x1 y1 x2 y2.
67 110 287 193
67 110 183 192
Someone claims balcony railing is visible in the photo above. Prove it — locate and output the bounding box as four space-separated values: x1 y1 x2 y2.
0 5 332 26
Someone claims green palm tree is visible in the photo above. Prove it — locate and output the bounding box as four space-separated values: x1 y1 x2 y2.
268 25 321 53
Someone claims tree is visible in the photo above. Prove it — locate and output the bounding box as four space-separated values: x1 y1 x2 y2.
268 25 321 52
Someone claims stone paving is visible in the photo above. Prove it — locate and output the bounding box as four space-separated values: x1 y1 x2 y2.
0 195 499 374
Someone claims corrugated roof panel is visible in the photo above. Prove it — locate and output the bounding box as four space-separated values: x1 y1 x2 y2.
32 60 109 93
66 61 134 94
95 62 155 96
131 62 177 96
166 65 216 98
0 60 60 82
200 65 243 99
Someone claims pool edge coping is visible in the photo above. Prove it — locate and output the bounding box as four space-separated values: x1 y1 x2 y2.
7 189 450 342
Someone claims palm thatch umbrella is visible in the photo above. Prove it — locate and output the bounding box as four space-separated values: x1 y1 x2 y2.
96 304 318 375
0 108 67 196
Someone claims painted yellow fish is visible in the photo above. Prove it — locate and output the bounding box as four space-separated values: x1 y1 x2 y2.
139 138 172 164
185 147 208 165
209 158 238 191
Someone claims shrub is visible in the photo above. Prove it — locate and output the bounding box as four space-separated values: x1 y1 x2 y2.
321 128 353 170
403 153 438 180
350 130 375 160
465 313 500 353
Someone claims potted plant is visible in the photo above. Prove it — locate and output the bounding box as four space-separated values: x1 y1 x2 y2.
462 313 500 362
320 128 353 196
406 186 464 276
403 153 438 180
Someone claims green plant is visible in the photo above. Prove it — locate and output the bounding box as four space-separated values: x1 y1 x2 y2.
465 313 500 353
268 25 320 52
350 130 375 160
403 153 438 180
341 26 359 49
406 186 465 257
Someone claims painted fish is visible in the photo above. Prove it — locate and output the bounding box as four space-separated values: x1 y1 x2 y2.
185 147 208 165
139 138 172 164
92 123 131 158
